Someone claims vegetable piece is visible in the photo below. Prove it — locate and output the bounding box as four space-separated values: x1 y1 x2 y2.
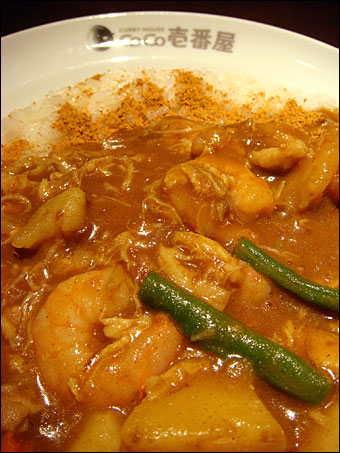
69 411 121 452
138 271 333 405
235 237 339 313
121 367 287 452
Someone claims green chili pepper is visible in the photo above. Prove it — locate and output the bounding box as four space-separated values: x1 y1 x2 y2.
235 237 339 313
139 271 333 405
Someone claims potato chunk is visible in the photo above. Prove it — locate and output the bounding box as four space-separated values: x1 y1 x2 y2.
121 371 286 452
69 410 122 452
10 187 86 249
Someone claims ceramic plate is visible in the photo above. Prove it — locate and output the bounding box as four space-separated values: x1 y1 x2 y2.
1 11 339 116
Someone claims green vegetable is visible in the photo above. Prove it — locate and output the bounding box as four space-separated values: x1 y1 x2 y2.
139 271 333 405
235 237 339 313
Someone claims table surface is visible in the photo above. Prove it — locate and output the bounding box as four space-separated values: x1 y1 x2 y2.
1 1 339 48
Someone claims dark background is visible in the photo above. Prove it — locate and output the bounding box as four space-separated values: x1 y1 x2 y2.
1 1 339 48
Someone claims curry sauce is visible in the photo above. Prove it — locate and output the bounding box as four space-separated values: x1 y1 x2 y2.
1 110 339 452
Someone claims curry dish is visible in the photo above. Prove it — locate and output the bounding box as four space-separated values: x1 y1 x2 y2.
1 106 339 451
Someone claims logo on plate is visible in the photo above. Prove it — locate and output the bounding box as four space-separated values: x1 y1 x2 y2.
87 25 114 51
87 25 235 53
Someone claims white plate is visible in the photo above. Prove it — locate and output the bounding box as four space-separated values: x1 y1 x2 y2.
1 11 339 116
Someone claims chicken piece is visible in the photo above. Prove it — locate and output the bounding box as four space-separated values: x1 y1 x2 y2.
280 320 339 380
303 403 339 452
10 187 86 249
151 116 213 159
191 127 223 157
304 327 339 379
1 385 42 432
1 172 38 197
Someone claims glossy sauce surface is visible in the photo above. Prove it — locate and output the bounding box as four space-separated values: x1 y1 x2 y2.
1 114 339 452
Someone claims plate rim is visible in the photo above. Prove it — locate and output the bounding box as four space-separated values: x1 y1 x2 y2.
1 9 339 54
2 9 338 117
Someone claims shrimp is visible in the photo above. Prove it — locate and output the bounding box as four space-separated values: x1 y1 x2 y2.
158 231 271 311
244 120 308 173
199 152 275 223
277 122 339 211
234 264 273 305
162 144 274 245
32 265 183 407
250 142 307 172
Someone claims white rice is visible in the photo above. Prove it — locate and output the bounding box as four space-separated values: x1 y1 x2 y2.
1 67 338 154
